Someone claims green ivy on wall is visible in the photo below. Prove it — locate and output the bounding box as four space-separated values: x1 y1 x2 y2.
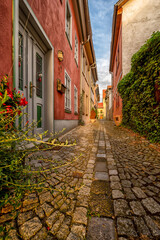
118 31 160 143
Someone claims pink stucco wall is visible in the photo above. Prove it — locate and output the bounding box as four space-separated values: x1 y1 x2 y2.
0 0 12 87
27 0 80 121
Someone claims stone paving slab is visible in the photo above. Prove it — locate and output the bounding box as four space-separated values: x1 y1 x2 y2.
87 217 116 240
95 162 107 172
95 172 109 181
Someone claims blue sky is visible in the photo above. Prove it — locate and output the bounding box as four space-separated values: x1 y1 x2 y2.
88 0 117 101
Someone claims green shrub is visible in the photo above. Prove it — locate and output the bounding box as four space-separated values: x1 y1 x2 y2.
118 31 160 142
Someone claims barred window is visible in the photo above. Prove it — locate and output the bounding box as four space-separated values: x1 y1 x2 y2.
74 86 78 113
65 71 71 110
74 34 78 65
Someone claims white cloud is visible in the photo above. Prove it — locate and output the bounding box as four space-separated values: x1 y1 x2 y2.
97 56 111 102
88 0 117 101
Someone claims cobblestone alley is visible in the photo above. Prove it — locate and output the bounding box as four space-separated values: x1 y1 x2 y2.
0 120 160 240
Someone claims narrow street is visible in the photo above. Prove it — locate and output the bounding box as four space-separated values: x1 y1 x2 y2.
0 121 160 239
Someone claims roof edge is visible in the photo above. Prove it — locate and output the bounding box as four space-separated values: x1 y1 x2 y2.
109 5 118 72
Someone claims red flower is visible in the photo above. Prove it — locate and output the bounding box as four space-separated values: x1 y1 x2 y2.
47 227 50 231
6 107 13 113
8 93 13 99
25 120 29 125
7 88 13 99
20 97 28 106
17 110 21 115
0 92 3 97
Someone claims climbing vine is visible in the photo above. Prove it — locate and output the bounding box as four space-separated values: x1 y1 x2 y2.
118 31 160 143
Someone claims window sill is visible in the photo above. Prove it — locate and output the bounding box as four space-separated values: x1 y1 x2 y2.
65 32 72 50
65 109 72 114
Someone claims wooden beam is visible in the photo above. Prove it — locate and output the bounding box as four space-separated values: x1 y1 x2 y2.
117 7 123 15
118 0 129 9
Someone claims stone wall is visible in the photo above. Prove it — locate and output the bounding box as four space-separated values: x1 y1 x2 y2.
122 0 160 75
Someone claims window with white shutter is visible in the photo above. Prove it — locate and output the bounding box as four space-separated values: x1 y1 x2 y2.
65 0 72 46
65 71 71 110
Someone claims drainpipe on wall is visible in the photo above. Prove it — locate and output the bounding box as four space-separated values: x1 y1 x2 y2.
79 44 83 124
12 0 19 90
12 0 15 89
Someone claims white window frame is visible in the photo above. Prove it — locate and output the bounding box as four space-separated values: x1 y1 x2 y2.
74 85 78 113
74 33 78 65
65 0 72 47
65 70 71 110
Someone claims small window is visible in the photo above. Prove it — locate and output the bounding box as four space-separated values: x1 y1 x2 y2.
74 34 78 65
65 71 71 110
65 0 72 46
18 32 23 90
74 85 78 113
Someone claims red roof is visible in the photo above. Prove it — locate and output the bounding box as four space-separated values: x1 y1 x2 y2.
98 102 103 108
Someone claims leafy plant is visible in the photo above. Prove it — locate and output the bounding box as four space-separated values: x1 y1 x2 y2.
118 31 160 142
0 76 78 210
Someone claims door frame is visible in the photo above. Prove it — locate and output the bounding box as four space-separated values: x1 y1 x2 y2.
13 0 55 134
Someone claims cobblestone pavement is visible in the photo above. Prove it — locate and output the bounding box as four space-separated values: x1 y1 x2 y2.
0 120 160 239
103 120 160 240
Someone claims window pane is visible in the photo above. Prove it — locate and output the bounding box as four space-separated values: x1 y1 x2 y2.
37 105 42 128
36 53 42 98
18 32 23 90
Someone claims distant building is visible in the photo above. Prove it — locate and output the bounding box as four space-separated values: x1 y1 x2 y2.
97 102 104 119
74 0 98 125
105 86 112 120
102 89 107 119
109 0 160 125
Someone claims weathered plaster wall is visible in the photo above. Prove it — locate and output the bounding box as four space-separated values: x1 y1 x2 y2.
0 0 12 86
81 47 90 124
27 0 80 122
122 0 160 75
